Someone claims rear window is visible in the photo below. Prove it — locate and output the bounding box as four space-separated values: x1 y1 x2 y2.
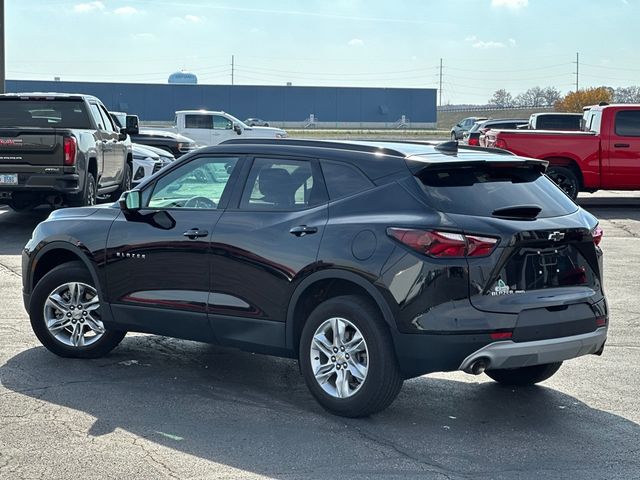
0 100 91 128
534 115 581 130
416 166 577 218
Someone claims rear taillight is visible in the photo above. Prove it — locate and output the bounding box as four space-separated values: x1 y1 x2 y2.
495 138 507 149
592 225 603 246
490 331 513 340
63 136 77 166
387 228 498 258
596 316 607 327
468 137 479 146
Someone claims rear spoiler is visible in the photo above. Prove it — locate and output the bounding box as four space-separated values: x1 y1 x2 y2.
405 156 549 176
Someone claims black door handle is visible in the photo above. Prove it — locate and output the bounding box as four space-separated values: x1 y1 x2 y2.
614 143 630 148
183 228 209 239
289 225 318 237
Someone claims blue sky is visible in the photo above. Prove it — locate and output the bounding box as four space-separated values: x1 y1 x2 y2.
6 0 640 104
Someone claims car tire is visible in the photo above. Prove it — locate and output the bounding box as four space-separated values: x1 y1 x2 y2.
299 295 403 417
547 166 579 200
485 362 562 386
29 261 126 359
67 172 97 207
110 162 132 201
451 132 457 141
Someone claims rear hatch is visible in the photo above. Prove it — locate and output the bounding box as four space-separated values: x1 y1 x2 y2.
409 154 605 337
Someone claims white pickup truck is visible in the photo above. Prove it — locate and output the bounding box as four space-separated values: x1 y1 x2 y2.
170 110 287 146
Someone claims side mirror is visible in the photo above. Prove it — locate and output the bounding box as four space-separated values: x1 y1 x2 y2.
118 128 128 141
119 190 141 211
125 115 139 135
233 123 242 135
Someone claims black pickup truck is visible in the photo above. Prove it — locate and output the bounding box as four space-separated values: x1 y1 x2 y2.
0 93 133 210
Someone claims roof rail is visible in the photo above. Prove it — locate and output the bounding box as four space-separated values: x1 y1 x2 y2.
366 139 515 156
220 138 407 157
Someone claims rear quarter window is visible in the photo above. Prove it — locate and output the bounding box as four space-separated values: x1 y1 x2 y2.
416 166 578 218
320 161 373 200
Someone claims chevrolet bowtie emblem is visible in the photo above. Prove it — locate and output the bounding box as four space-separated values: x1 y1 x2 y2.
548 231 565 242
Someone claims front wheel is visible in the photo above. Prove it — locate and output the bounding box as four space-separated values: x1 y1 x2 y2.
485 362 562 386
547 166 579 200
299 295 403 417
29 262 126 358
450 132 457 141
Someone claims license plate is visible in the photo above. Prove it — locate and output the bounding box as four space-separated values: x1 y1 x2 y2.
0 174 18 185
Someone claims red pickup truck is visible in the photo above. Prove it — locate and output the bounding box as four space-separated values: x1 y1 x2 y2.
484 104 640 199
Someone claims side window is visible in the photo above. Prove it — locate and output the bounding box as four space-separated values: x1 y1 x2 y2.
88 104 105 130
98 105 116 133
320 161 373 200
615 111 640 137
185 114 213 129
213 115 233 130
241 158 326 211
147 156 238 209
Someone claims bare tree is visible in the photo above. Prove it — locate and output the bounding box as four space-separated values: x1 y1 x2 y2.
614 86 640 103
541 87 562 106
488 89 514 107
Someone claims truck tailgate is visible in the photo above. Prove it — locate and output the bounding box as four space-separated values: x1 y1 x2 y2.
0 129 63 167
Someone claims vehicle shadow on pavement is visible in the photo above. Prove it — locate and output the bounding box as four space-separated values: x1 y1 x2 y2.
0 207 51 255
2 335 639 479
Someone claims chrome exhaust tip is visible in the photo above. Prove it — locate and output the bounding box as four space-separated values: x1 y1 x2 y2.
469 358 489 375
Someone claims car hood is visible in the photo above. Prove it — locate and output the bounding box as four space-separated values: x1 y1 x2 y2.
244 126 287 136
48 203 119 219
132 143 161 160
139 129 195 143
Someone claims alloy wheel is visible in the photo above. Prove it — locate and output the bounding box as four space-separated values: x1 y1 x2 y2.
310 317 369 398
43 282 105 347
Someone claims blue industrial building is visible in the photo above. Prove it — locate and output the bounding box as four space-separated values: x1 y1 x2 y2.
6 80 437 127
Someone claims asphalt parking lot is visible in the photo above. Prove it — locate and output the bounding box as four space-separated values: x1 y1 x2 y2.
0 194 639 480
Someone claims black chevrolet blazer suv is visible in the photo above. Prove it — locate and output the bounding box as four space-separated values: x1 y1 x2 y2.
22 139 608 417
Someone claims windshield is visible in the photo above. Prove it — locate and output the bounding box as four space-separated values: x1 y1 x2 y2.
0 100 92 129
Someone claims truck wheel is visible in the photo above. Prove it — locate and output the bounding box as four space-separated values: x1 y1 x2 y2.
29 261 126 358
485 362 562 386
299 295 403 417
547 166 579 200
67 173 97 207
110 162 132 201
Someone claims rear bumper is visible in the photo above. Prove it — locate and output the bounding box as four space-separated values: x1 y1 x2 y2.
0 173 81 201
459 327 607 373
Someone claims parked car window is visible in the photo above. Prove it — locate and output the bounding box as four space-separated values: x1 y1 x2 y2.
98 105 116 133
213 115 233 130
0 100 91 129
321 161 373 200
88 104 106 130
615 110 640 137
185 114 213 129
415 166 577 219
241 158 326 210
147 156 238 209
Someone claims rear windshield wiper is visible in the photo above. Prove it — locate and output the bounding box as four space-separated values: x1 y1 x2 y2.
492 205 542 220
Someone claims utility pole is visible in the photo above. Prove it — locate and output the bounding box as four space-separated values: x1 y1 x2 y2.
575 52 579 92
439 58 443 107
231 55 234 86
0 0 5 93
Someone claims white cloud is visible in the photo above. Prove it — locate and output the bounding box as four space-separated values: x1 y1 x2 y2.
491 0 528 8
114 6 139 15
473 40 505 49
185 14 204 22
466 35 516 49
348 38 365 47
73 1 105 13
